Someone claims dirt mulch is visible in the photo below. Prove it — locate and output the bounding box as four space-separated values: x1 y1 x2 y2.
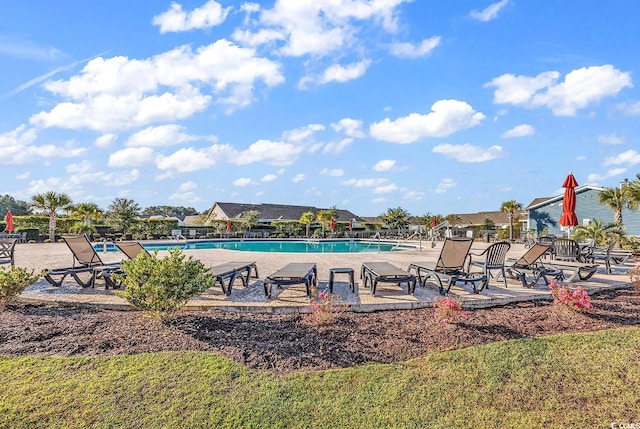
0 288 638 374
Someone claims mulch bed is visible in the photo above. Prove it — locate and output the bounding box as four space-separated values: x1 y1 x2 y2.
0 288 638 374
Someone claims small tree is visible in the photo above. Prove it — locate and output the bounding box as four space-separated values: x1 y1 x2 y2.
115 248 214 319
317 209 335 235
105 198 141 235
380 207 410 230
300 211 315 237
500 200 523 241
29 191 73 241
573 219 623 245
70 202 104 235
240 210 260 236
0 266 44 308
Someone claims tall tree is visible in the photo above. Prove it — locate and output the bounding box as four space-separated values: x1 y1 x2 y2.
141 205 199 217
0 194 31 216
105 198 141 234
500 200 523 241
380 207 410 230
598 187 629 226
29 191 73 241
299 211 315 237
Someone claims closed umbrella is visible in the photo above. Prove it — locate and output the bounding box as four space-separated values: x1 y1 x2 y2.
559 172 579 234
226 219 232 233
4 210 14 232
330 218 335 232
348 218 353 231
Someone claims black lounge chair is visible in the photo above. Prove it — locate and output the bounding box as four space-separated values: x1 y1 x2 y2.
115 241 151 260
211 261 259 295
361 261 416 296
0 238 17 266
44 235 122 289
505 243 563 288
263 262 316 298
590 241 633 274
408 238 484 294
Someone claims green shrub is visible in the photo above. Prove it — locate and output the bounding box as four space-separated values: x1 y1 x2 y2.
114 248 213 318
0 266 44 308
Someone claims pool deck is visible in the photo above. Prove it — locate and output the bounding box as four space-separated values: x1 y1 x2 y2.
13 240 636 314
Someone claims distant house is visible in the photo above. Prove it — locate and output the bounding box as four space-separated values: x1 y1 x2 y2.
205 202 364 224
525 185 640 236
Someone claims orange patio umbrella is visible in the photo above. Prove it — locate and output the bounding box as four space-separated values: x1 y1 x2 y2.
4 210 14 232
559 172 579 230
330 218 335 232
226 219 232 232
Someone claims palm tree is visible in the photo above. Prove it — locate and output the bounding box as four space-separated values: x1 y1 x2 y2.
299 211 315 237
240 210 260 236
573 219 623 246
598 187 630 226
29 191 73 241
317 208 337 236
380 207 410 231
70 203 104 234
105 198 141 235
500 200 523 241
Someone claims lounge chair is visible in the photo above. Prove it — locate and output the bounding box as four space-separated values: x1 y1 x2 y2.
504 243 563 288
115 241 151 260
44 235 122 289
263 262 317 298
210 261 259 295
361 261 416 296
590 242 634 274
408 238 484 294
0 238 17 266
467 241 511 288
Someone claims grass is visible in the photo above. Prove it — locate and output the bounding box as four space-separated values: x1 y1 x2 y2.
0 327 639 428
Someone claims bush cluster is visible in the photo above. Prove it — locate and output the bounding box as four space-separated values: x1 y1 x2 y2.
115 248 214 318
0 266 44 308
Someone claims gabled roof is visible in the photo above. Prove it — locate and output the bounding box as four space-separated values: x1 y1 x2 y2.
453 211 514 227
525 185 606 210
212 202 364 222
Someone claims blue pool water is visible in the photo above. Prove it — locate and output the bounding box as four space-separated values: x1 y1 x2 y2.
96 239 415 253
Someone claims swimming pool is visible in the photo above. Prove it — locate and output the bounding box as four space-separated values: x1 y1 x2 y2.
96 239 416 253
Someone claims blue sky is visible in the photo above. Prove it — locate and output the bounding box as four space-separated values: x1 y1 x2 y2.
1 1 639 217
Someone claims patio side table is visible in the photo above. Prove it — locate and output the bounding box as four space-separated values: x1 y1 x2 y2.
328 268 356 294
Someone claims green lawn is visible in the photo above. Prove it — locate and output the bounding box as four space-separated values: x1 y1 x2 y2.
1 327 638 428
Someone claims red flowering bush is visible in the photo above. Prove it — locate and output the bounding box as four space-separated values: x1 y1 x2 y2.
305 289 348 326
549 280 593 312
433 296 466 324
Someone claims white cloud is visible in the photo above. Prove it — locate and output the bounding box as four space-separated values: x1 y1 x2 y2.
95 133 117 148
370 99 485 143
292 174 305 183
373 183 398 194
597 133 625 145
261 174 278 182
31 40 284 131
331 118 365 138
435 178 456 194
152 1 231 33
321 168 344 177
318 60 371 84
602 150 640 166
342 178 389 188
233 177 256 186
126 124 207 147
373 159 396 171
389 36 441 58
432 144 503 163
176 181 197 192
502 124 534 138
616 100 640 116
234 139 305 166
0 125 87 165
108 147 154 167
587 168 627 183
283 124 324 142
470 0 509 22
155 145 232 172
485 65 632 116
322 138 353 154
